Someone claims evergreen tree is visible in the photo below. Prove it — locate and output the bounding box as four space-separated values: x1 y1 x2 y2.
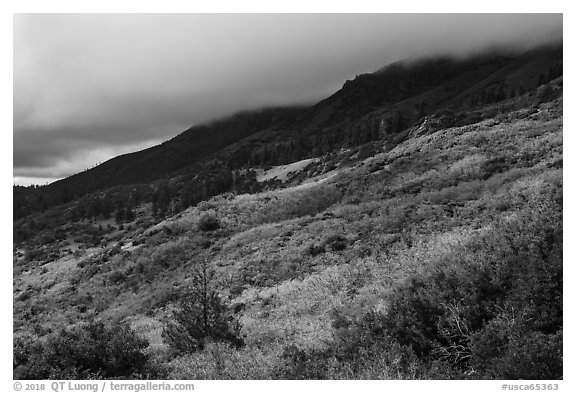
114 207 124 223
124 207 136 222
162 260 243 354
538 73 546 86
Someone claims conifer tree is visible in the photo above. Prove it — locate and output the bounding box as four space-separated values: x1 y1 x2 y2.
162 259 243 353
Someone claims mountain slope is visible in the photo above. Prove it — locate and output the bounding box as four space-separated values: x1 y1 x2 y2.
14 94 563 379
13 35 563 378
14 44 562 221
43 107 306 197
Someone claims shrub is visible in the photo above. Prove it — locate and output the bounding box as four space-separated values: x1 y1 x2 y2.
24 247 47 263
470 314 563 379
372 194 561 377
14 321 149 379
313 190 563 379
536 84 556 104
274 344 331 379
249 184 342 225
305 243 325 256
198 214 220 231
167 342 276 379
274 318 451 379
324 234 347 252
108 269 127 284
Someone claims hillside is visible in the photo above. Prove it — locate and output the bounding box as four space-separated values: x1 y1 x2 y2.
13 46 563 380
13 106 307 219
14 44 562 222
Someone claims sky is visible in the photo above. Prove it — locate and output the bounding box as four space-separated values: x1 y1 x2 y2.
13 13 562 186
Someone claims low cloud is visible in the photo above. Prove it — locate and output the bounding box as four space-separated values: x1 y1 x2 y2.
13 13 562 184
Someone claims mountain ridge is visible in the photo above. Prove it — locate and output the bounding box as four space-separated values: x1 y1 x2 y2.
14 43 562 224
13 42 563 380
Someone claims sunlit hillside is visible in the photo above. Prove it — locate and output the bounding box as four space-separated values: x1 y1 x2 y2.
14 91 562 379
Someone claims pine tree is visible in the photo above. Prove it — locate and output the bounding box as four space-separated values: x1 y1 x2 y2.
162 260 243 354
114 207 124 223
124 207 135 222
538 73 546 86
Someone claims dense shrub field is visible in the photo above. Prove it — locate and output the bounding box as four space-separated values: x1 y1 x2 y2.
14 321 150 379
13 98 563 379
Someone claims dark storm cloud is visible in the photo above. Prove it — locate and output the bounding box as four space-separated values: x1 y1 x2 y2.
13 13 562 184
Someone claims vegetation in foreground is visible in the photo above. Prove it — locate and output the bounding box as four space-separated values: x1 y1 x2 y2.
13 49 563 379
